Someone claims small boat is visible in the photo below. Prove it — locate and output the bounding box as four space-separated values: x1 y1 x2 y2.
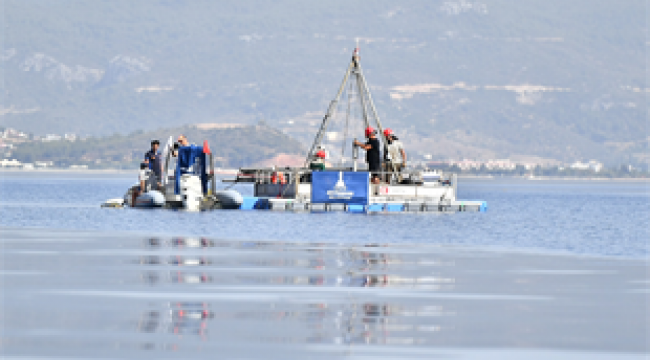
134 191 165 208
116 140 243 211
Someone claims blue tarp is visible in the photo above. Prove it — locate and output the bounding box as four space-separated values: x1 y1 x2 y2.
174 145 208 195
311 171 370 205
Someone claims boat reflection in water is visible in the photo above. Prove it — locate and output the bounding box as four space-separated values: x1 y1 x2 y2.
136 237 454 350
3 229 645 359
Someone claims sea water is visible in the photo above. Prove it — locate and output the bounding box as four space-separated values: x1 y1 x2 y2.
0 172 647 258
0 172 648 359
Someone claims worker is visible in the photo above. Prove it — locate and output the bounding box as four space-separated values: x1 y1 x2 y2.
270 171 286 184
144 139 162 189
310 149 327 171
132 162 152 206
353 127 381 184
177 134 190 147
139 162 153 192
383 128 407 181
171 134 191 157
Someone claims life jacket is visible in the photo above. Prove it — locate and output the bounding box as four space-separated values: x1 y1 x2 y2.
271 172 286 184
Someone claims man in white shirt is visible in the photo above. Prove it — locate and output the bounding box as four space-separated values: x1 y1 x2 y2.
132 162 154 206
139 162 152 193
383 128 407 180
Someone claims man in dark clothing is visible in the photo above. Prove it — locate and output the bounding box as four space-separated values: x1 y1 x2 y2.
144 139 162 189
354 127 381 184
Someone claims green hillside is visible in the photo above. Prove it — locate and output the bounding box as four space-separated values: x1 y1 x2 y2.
1 0 646 167
10 124 305 169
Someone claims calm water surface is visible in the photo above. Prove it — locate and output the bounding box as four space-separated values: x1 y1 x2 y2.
0 171 648 359
0 171 647 258
1 228 647 359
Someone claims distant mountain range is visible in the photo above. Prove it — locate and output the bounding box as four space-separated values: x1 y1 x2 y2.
1 0 646 167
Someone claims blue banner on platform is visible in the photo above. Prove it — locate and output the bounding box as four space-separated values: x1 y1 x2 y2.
311 171 370 205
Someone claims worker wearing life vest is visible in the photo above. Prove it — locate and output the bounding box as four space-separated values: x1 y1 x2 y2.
271 171 286 184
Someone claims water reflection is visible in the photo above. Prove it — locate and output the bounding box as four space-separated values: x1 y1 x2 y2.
5 229 645 358
138 238 454 288
138 302 212 337
135 301 447 347
134 237 454 348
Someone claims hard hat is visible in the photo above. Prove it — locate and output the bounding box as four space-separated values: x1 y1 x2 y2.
383 128 393 137
365 127 376 137
316 150 326 158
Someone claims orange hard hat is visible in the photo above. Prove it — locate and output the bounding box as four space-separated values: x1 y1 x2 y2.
365 127 376 137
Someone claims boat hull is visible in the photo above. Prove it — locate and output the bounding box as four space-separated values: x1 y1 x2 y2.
134 191 165 208
214 190 244 209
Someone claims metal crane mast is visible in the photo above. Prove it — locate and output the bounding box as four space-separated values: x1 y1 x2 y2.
304 47 398 177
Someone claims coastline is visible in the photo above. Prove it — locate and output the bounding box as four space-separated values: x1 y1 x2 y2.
458 174 649 182
0 167 240 175
0 168 136 175
0 167 647 181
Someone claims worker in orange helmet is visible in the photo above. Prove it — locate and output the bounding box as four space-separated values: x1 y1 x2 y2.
383 128 407 181
354 127 381 184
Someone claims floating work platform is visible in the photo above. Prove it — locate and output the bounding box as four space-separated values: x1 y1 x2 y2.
239 197 487 213
228 170 487 214
220 48 489 216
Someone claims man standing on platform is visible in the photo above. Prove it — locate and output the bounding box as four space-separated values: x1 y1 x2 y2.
354 127 381 184
383 128 407 173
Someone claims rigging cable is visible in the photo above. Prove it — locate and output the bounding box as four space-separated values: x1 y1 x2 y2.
341 79 354 160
